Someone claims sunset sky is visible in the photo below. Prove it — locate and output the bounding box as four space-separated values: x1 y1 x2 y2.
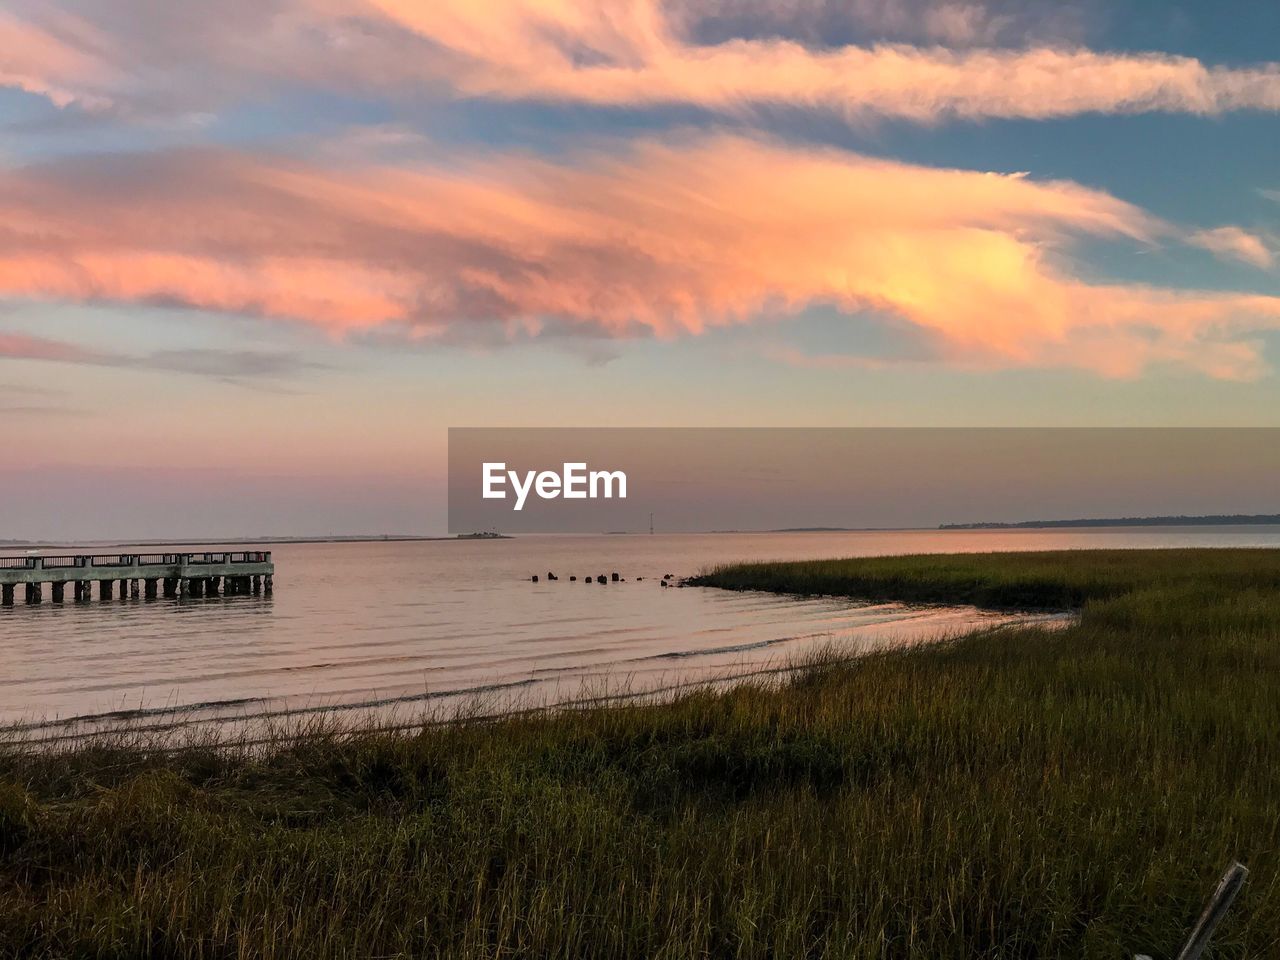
3 0 1280 539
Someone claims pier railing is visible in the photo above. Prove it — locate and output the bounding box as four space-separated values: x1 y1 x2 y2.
41 556 84 569
0 551 272 570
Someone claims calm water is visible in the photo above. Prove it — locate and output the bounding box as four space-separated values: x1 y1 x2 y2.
4 527 1279 737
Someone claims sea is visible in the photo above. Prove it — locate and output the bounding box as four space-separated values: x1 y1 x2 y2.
5 526 1279 740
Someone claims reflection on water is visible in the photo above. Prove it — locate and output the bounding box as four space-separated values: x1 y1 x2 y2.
3 526 1277 735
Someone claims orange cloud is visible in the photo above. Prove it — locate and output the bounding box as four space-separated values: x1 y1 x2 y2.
2 136 1278 378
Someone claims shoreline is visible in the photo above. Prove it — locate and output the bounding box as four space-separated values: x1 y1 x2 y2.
1 599 1071 745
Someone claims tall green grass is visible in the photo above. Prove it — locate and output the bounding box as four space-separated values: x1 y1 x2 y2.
3 549 1280 958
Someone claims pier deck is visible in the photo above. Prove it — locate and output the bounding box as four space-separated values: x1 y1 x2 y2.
0 551 273 604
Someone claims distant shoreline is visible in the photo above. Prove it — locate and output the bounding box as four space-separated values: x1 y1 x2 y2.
940 514 1280 529
7 518 1280 548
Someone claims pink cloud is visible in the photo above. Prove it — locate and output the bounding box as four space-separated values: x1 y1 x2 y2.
0 331 104 363
1189 227 1274 269
2 135 1279 379
352 0 1280 120
6 0 1280 123
0 10 113 109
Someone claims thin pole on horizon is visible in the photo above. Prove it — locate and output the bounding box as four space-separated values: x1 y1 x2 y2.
650 513 654 535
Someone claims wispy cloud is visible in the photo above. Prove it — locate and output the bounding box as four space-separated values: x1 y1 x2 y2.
142 349 321 383
0 331 107 364
358 0 1280 121
0 9 114 110
0 330 317 386
0 379 82 416
2 136 1278 379
1190 227 1274 269
6 0 1280 124
677 0 1092 47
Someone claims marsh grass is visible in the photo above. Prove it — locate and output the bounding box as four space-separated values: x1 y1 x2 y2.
3 549 1280 958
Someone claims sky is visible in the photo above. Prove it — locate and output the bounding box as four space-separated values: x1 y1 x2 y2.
2 0 1280 539
448 429 1280 533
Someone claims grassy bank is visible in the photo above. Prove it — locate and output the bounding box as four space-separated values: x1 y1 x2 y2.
3 549 1280 958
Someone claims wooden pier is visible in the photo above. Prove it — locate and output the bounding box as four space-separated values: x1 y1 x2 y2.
0 552 274 605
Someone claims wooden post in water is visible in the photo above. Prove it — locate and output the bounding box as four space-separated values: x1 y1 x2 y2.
51 582 64 602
